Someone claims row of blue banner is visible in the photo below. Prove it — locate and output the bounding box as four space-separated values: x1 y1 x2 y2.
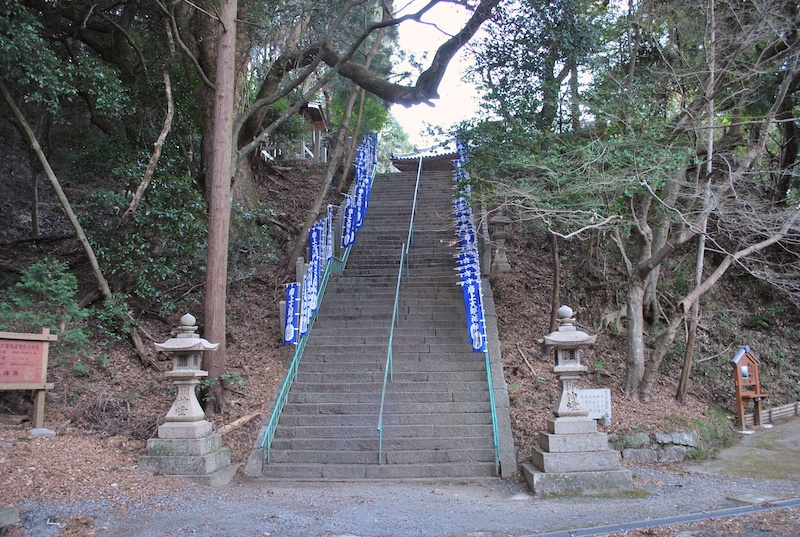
453 140 488 353
283 133 378 345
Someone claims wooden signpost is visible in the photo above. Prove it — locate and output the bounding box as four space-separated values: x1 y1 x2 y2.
731 345 767 430
0 329 56 428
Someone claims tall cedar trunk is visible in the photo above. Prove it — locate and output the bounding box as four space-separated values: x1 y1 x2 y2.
569 61 580 132
202 0 237 414
549 232 560 333
624 275 647 398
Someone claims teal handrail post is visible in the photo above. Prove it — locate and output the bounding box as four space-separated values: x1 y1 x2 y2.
378 242 405 463
484 349 501 473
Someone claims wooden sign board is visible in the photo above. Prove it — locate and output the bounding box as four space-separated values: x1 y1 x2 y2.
0 329 57 427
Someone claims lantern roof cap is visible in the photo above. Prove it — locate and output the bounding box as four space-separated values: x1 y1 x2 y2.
154 313 219 353
543 305 597 346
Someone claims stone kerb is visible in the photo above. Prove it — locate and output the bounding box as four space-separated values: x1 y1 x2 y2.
615 430 701 463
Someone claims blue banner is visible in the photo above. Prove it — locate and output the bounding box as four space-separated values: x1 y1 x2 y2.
461 280 487 352
342 194 356 247
283 283 299 345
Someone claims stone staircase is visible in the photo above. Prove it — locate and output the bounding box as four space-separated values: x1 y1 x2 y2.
261 171 499 480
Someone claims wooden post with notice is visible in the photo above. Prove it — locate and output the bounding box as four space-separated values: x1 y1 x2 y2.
0 329 57 428
731 345 768 430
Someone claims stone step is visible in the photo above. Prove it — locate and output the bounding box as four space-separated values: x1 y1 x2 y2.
299 351 482 363
268 447 495 465
290 380 488 394
259 461 496 480
278 411 491 427
298 360 485 373
294 370 486 384
271 435 491 453
282 400 491 413
273 423 493 440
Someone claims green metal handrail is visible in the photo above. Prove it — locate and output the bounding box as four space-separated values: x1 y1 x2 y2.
404 155 423 273
484 349 500 473
260 255 340 462
377 242 406 463
377 156 424 463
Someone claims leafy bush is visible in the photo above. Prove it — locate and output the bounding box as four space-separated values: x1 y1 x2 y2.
78 158 207 315
0 259 88 356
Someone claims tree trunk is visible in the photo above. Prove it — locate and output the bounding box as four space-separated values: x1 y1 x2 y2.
123 69 174 220
1 79 113 301
549 232 560 333
288 92 357 266
202 0 237 414
639 309 683 401
624 275 647 398
569 61 580 133
338 89 367 194
28 148 39 238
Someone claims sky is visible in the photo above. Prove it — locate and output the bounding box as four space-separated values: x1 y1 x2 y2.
390 2 483 148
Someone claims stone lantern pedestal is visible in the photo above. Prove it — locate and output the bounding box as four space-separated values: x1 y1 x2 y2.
522 306 632 496
138 314 237 486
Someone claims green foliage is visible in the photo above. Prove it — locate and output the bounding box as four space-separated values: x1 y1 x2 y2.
93 294 135 340
0 259 88 356
258 98 309 152
77 155 207 314
229 203 278 279
0 1 76 110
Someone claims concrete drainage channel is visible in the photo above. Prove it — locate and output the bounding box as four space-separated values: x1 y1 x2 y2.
525 497 800 537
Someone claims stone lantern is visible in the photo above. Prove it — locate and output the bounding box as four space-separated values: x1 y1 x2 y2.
139 313 237 486
154 313 216 423
489 210 511 272
544 305 596 418
521 305 632 496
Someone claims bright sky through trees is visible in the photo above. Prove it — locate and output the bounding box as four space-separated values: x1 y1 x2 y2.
390 1 482 147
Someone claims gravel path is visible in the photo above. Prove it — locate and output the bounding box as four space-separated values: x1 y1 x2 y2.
16 466 800 537
15 419 800 537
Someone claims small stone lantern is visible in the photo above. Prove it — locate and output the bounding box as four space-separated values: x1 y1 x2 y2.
154 313 217 423
490 210 512 272
544 305 597 418
139 313 236 486
522 305 632 496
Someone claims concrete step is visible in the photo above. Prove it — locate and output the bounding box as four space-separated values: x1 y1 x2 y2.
278 411 491 427
259 461 496 480
282 400 491 414
273 424 493 440
294 370 486 384
268 447 495 465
